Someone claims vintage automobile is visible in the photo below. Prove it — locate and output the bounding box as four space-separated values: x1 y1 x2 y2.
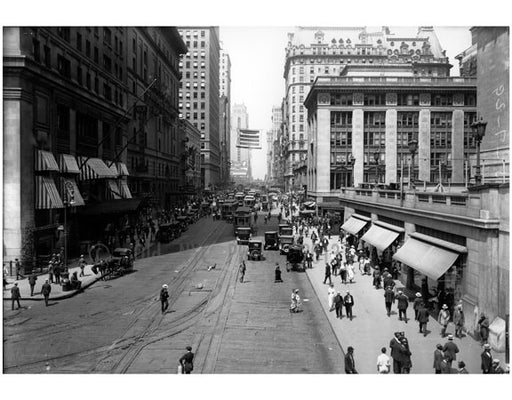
264 231 279 250
157 222 181 243
279 235 295 255
107 247 134 277
247 240 263 261
287 244 305 272
278 224 293 237
236 227 252 245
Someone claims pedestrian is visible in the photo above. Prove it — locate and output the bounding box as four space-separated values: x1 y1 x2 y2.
28 272 37 296
442 334 459 368
481 343 493 374
347 261 355 283
179 346 195 374
78 255 86 277
160 284 169 313
433 344 444 374
417 303 429 336
478 313 490 344
333 291 344 319
274 264 283 283
440 355 451 374
453 304 465 338
53 263 61 285
339 262 347 284
327 283 336 311
372 268 381 289
344 346 357 374
48 260 54 284
41 279 52 306
330 254 338 276
400 337 412 374
3 265 8 290
305 251 313 269
290 289 301 313
390 332 403 374
395 290 409 322
11 282 21 310
413 292 423 320
343 290 354 320
457 361 469 374
491 359 505 374
384 286 395 317
323 263 332 285
438 304 450 337
376 347 391 374
15 258 21 279
239 261 246 283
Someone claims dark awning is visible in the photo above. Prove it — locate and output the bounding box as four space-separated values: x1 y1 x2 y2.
80 198 144 216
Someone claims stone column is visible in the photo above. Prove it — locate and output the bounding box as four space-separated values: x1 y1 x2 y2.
452 110 464 183
418 109 431 182
385 109 397 184
69 108 76 154
316 106 330 193
352 109 364 186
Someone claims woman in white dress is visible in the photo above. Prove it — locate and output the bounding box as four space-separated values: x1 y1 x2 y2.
328 283 336 311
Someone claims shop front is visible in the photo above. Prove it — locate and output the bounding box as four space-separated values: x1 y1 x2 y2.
340 213 370 247
360 221 404 273
393 232 467 317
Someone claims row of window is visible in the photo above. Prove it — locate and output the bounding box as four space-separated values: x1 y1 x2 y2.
329 93 476 107
328 151 453 166
179 60 207 69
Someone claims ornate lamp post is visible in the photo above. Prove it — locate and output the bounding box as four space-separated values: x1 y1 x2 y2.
373 151 380 185
63 181 75 268
408 139 418 190
349 154 356 187
471 116 487 185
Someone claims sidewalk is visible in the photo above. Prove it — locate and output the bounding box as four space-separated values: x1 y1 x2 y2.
302 233 507 374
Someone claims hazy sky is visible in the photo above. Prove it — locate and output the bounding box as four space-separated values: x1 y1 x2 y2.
220 26 473 179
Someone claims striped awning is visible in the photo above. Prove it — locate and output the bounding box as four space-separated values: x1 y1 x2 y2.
59 154 80 174
106 179 122 200
35 176 64 209
35 150 59 172
118 180 133 199
105 161 120 177
118 162 130 176
78 157 118 180
61 177 85 206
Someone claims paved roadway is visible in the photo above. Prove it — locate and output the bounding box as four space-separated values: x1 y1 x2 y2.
3 208 344 374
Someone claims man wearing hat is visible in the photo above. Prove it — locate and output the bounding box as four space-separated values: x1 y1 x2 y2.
41 279 52 306
390 332 404 374
78 254 86 277
384 286 395 317
433 344 444 374
413 293 423 321
11 282 21 310
395 290 409 323
343 290 354 321
453 303 465 338
457 361 469 374
344 346 357 374
491 359 505 374
442 334 459 369
481 343 493 374
438 304 451 338
160 284 169 313
179 346 195 374
417 302 430 336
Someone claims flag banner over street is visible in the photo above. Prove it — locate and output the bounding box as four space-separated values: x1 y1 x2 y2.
237 129 261 149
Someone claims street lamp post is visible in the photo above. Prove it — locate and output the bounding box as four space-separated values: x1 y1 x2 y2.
63 181 75 269
349 154 356 187
408 139 418 190
471 117 487 185
373 151 380 186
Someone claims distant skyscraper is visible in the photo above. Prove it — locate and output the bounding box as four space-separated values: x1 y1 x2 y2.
219 46 231 184
230 103 251 180
178 27 221 189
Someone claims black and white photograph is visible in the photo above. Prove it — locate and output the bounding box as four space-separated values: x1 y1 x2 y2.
1 0 511 398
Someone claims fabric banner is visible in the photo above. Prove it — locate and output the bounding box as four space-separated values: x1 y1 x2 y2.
237 129 261 149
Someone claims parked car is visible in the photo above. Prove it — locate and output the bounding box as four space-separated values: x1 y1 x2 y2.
279 235 295 255
247 240 263 261
236 227 252 245
264 231 279 250
287 245 305 272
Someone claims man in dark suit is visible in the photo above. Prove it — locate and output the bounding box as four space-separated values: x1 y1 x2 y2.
323 263 332 285
395 290 409 322
343 291 354 320
417 303 430 336
433 343 444 374
442 334 459 368
389 332 403 374
384 286 395 317
179 346 195 374
11 282 21 310
41 279 52 306
481 343 493 374
344 346 357 374
333 292 344 319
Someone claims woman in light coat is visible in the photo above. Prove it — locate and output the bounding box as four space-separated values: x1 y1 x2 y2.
438 304 451 338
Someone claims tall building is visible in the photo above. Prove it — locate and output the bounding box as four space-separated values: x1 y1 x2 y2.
304 27 509 337
268 105 283 183
283 26 450 190
219 47 231 185
3 26 185 267
230 103 252 181
126 28 187 209
177 27 221 189
266 130 273 181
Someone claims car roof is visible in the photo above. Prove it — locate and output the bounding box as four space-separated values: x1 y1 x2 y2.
265 231 278 234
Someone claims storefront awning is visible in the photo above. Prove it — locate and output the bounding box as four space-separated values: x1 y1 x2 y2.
361 225 400 252
118 180 132 199
340 216 368 235
303 201 316 208
78 157 118 180
59 154 80 174
36 176 64 209
105 161 120 177
118 162 130 176
35 150 59 172
392 238 460 281
106 179 122 200
61 177 85 206
80 198 144 216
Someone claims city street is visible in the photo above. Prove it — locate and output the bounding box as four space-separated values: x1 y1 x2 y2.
3 210 344 374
